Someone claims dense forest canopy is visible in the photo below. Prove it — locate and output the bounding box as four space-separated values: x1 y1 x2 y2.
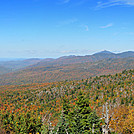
0 69 134 133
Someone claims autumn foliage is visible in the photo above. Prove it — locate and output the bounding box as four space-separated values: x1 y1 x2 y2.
0 69 134 133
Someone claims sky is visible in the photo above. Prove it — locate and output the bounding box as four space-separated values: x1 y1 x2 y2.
0 0 134 58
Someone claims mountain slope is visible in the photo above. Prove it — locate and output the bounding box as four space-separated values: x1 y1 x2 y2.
0 51 134 85
0 58 42 71
117 51 134 58
0 51 134 72
0 57 134 85
0 66 12 75
28 51 134 68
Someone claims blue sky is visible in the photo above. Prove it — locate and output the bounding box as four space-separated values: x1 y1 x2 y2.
0 0 134 58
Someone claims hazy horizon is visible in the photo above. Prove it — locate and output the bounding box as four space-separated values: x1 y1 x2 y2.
0 50 134 61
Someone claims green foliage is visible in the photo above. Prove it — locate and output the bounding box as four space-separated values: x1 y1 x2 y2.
0 69 134 133
56 92 102 134
0 111 42 134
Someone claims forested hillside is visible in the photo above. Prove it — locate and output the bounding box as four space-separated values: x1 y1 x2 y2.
0 58 42 71
0 66 12 75
0 51 134 75
28 51 134 67
0 57 134 85
0 69 134 133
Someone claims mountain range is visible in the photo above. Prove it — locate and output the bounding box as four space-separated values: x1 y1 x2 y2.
0 50 134 85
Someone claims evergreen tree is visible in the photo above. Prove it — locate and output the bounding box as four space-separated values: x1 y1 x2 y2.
55 92 102 134
56 98 70 134
69 92 101 134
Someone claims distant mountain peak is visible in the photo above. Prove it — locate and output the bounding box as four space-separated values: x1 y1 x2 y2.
95 50 114 54
59 55 76 59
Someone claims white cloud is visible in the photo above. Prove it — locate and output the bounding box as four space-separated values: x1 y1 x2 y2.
96 0 134 9
100 23 113 28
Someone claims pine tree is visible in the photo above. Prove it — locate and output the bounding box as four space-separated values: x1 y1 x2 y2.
69 92 102 134
56 98 70 134
55 92 102 134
